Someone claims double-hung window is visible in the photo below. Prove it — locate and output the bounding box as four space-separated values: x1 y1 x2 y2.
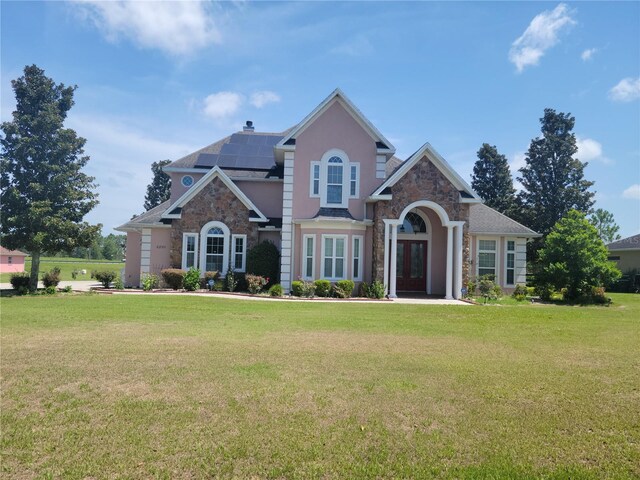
204 227 225 272
231 234 247 272
322 235 347 280
326 156 343 205
182 233 199 270
352 235 363 281
477 239 497 279
505 240 515 286
349 164 359 197
310 163 320 197
302 235 315 279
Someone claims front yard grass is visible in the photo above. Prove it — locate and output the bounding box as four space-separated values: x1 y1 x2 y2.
1 294 639 478
0 256 124 283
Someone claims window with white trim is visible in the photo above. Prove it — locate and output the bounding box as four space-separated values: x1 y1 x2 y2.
352 235 363 281
231 234 247 272
477 239 497 279
317 150 357 208
322 235 347 280
349 164 359 197
326 156 343 204
505 240 515 286
302 234 315 279
310 162 320 197
204 227 225 272
182 233 199 270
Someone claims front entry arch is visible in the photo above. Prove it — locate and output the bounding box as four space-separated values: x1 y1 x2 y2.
395 209 431 293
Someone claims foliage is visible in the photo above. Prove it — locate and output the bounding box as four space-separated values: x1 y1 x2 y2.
368 280 386 299
69 232 125 261
466 280 477 297
268 284 283 297
333 280 355 298
512 284 528 301
43 285 57 295
517 109 595 244
143 159 171 211
246 274 268 294
0 65 100 291
141 274 159 292
589 208 621 244
314 279 332 297
41 267 61 288
478 275 499 303
471 143 518 216
359 282 370 298
225 269 237 292
609 268 639 293
291 280 315 298
183 268 201 291
10 273 30 291
536 210 621 302
113 276 124 290
161 268 185 290
62 285 73 293
200 271 219 290
246 241 280 285
92 270 117 288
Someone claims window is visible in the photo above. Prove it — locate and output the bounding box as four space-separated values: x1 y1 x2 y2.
326 156 343 204
181 175 194 187
302 234 315 279
398 212 427 234
182 233 199 270
232 235 247 272
352 236 363 281
349 164 359 197
478 239 497 279
505 240 515 285
204 227 225 272
322 235 347 280
7 256 13 265
310 162 320 197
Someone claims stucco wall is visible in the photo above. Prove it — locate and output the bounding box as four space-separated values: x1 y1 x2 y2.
610 250 640 272
124 231 141 287
170 172 205 202
0 255 25 273
150 229 172 275
235 181 283 218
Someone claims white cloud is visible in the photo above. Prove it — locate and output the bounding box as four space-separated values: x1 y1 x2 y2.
609 77 640 102
622 184 640 200
576 136 612 164
203 91 244 119
331 34 374 57
73 0 221 56
250 91 281 108
509 152 527 191
509 3 576 73
581 48 597 61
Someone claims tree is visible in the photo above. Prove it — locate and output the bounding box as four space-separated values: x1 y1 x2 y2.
471 143 518 216
1 65 100 291
144 159 171 210
536 210 620 301
518 109 595 238
589 208 621 244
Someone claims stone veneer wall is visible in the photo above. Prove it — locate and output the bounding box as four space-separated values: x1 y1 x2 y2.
372 156 471 286
169 177 260 268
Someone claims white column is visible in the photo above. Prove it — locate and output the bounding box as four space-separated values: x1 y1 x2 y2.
140 228 151 276
280 152 294 292
389 224 398 298
383 221 390 294
445 225 453 299
454 224 463 299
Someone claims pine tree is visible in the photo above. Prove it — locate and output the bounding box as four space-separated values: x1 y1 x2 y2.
589 208 621 244
1 65 100 291
471 143 518 216
518 108 595 238
144 159 171 210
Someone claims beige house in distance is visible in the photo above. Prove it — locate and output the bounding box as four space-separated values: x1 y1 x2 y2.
607 234 640 273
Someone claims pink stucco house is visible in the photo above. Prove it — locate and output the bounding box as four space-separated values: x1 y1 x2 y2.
118 89 539 298
0 246 27 273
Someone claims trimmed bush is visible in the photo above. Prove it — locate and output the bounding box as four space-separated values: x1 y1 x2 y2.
333 280 355 298
113 276 124 290
268 284 283 297
42 267 61 288
246 241 280 285
291 280 315 297
10 273 30 291
512 284 528 301
92 270 117 289
368 280 386 299
359 282 370 298
246 274 268 294
183 268 201 291
161 268 185 290
314 279 331 297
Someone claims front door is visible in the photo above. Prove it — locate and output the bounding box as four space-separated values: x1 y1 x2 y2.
396 240 427 292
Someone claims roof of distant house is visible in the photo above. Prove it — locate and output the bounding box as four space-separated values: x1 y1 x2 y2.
606 233 640 251
0 246 28 256
468 204 540 236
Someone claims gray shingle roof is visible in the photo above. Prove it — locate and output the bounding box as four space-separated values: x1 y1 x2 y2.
607 234 640 251
116 200 171 230
468 204 539 236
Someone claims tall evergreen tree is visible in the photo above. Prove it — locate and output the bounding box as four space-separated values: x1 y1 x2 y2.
589 208 621 244
518 108 595 238
1 65 100 291
471 143 518 216
144 159 171 210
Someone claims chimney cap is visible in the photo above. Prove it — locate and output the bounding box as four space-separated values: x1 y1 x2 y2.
243 120 254 132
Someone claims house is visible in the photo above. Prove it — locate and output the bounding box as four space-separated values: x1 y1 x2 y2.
117 89 539 297
0 246 28 274
607 234 640 273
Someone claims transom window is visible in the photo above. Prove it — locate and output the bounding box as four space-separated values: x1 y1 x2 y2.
398 212 427 234
478 239 497 279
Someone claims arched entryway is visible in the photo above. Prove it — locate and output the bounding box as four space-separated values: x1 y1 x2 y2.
395 209 431 293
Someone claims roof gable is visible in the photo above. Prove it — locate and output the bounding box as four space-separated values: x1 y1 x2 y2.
607 233 640 251
161 166 267 222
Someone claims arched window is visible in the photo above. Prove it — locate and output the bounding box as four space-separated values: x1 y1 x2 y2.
326 156 343 204
398 211 428 234
200 221 230 274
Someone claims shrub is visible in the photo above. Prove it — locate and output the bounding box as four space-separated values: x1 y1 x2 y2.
213 280 225 291
589 286 610 305
333 280 355 298
10 273 30 291
161 268 185 290
200 271 219 290
246 241 280 285
141 273 159 292
292 279 315 297
314 279 331 297
291 280 303 297
268 284 283 297
535 284 555 301
113 276 124 290
478 275 498 303
62 285 73 293
512 284 528 301
225 269 237 292
526 286 536 296
466 280 477 297
246 274 268 294
92 270 117 289
359 282 370 298
493 284 503 299
42 267 61 288
44 285 57 295
183 268 201 291
368 280 386 299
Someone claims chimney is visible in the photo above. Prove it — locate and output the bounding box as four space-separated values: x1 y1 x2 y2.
243 120 254 132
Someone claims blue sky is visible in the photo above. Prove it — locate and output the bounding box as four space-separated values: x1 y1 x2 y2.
2 1 639 237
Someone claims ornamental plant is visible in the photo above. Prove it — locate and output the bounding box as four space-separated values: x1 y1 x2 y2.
92 270 117 289
333 280 355 298
314 279 331 297
183 268 201 291
246 274 268 294
141 273 159 292
161 268 185 290
42 267 61 288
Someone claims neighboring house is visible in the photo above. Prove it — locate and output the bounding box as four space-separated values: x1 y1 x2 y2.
0 246 28 273
117 89 539 297
607 234 640 273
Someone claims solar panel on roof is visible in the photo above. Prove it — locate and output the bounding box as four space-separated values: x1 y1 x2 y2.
194 133 285 170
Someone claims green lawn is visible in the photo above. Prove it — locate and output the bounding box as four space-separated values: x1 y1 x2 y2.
0 256 124 283
1 294 639 479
